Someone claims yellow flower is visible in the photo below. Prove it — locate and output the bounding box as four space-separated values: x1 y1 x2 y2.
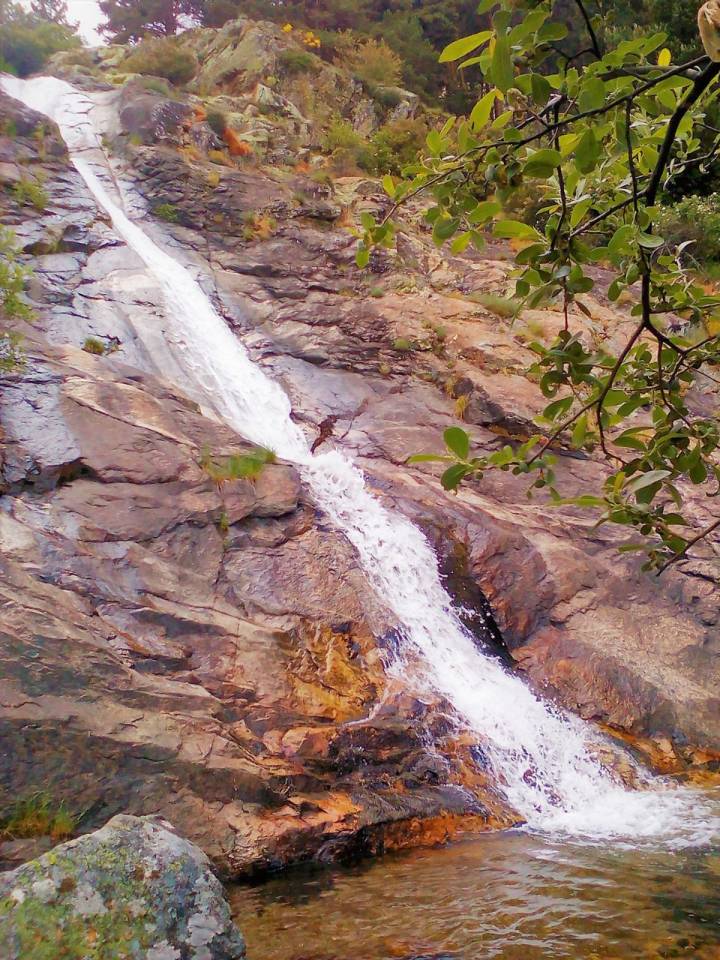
282 22 293 33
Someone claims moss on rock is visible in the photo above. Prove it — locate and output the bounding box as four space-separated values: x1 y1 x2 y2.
0 815 245 960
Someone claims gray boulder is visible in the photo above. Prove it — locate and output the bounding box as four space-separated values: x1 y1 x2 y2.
0 815 245 960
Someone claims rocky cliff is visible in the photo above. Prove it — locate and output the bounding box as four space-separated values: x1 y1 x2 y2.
1 18 719 877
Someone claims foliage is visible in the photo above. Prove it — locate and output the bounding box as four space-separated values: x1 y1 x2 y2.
81 335 122 357
278 48 319 75
242 211 276 240
0 331 24 374
341 36 403 87
0 227 32 323
12 177 49 212
30 0 70 24
82 337 106 355
153 202 180 222
0 791 77 841
321 117 370 173
123 36 198 85
655 194 720 263
206 109 228 136
0 1 80 77
358 0 720 571
100 0 205 42
365 118 429 176
200 446 277 481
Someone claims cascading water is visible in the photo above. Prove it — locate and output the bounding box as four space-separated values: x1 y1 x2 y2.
4 74 718 846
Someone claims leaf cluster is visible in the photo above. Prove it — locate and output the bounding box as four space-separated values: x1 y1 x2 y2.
365 0 720 570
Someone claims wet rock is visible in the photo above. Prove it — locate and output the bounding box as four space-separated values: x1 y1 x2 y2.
0 814 246 960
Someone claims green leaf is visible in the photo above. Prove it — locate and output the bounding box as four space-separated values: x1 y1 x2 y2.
382 174 395 198
493 219 542 240
523 148 562 178
433 217 460 244
578 77 606 113
469 89 498 130
440 30 493 63
530 72 551 105
491 32 514 94
625 469 671 495
441 463 470 491
575 128 601 174
451 231 473 254
407 453 452 464
444 426 471 459
356 246 370 268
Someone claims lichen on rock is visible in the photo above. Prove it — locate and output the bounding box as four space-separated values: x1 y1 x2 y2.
0 815 245 959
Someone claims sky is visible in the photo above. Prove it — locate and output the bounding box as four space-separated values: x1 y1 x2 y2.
67 0 105 43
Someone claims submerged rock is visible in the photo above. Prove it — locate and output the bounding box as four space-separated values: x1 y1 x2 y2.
0 814 245 959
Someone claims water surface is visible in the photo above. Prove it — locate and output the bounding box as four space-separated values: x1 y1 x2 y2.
230 826 720 960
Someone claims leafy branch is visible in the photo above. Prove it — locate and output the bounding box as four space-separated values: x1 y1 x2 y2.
358 0 720 571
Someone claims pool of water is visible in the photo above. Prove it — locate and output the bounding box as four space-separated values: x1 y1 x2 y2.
229 823 720 960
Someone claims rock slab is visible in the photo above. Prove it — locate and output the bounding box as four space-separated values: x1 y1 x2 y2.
0 814 245 960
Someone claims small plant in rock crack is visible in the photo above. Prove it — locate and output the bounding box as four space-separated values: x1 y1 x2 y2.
0 227 33 323
153 203 180 224
200 446 277 483
0 332 25 374
0 791 78 841
242 212 277 242
11 176 48 212
82 336 120 356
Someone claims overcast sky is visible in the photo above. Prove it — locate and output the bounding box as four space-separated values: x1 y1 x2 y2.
67 0 105 43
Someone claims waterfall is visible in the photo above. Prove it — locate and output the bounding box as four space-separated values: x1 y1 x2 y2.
4 74 717 846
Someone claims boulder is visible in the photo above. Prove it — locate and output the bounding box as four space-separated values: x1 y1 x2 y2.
0 815 245 960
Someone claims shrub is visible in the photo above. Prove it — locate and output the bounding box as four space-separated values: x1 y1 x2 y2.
363 117 428 176
0 227 32 322
12 176 48 211
342 38 402 87
123 37 198 86
392 337 415 351
369 84 405 108
278 48 319 75
243 212 277 241
0 792 77 841
0 17 80 77
153 203 180 223
0 332 24 374
656 195 720 264
200 447 277 482
206 110 227 137
322 117 371 173
137 75 174 97
82 337 106 355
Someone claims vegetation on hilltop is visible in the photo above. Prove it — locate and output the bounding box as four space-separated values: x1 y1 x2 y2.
0 0 80 76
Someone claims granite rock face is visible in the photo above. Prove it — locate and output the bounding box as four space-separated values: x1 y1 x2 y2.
1 31 719 882
0 815 246 959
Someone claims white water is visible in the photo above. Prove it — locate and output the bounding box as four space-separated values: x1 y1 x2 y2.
5 75 718 846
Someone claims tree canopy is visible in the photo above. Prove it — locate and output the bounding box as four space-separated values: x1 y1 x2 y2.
357 0 720 571
0 0 80 76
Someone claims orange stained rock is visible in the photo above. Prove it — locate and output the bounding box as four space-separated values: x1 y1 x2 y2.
223 129 253 157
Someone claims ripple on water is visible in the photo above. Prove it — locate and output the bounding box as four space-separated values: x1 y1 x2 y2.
229 820 720 960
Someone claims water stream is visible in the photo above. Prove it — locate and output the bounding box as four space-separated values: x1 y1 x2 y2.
3 75 718 846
